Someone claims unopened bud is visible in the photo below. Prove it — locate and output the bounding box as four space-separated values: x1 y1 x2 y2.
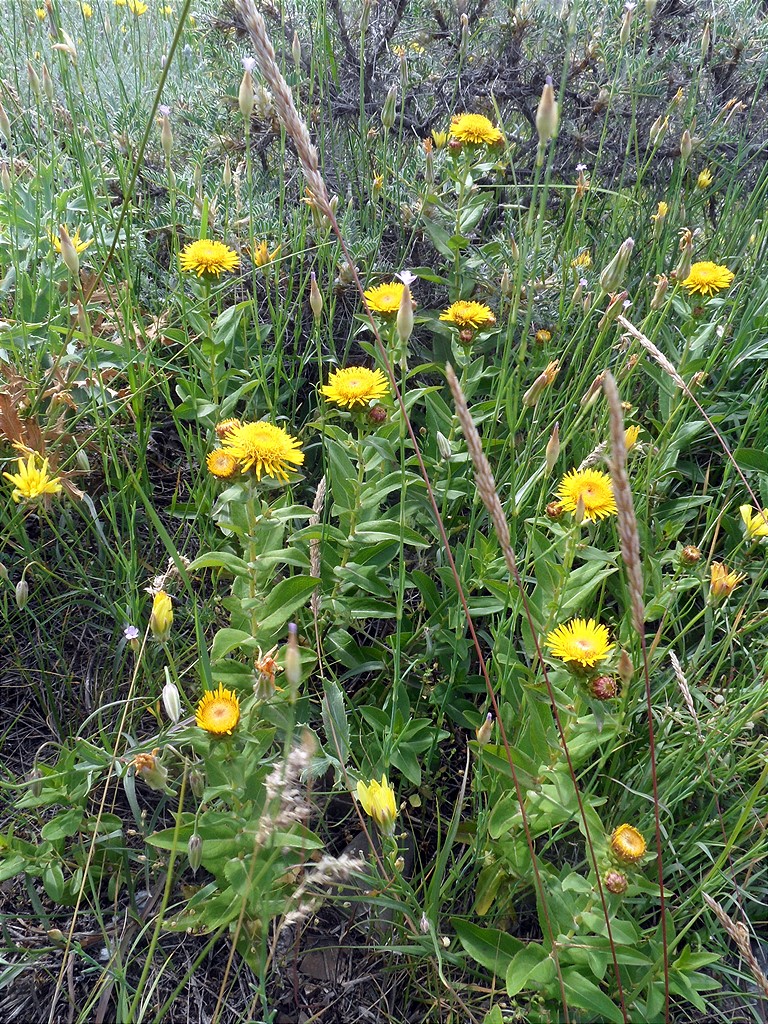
223 156 232 188
500 267 513 296
58 225 80 278
458 328 475 346
679 129 692 161
581 371 607 408
475 713 493 746
509 235 520 262
700 21 710 63
368 404 387 424
619 3 633 46
599 238 634 293
160 110 173 161
546 501 564 519
15 578 29 609
309 271 323 320
27 62 42 102
436 431 452 461
162 677 181 724
285 622 301 696
675 234 692 283
381 84 397 130
589 675 618 700
0 102 11 145
680 544 701 566
650 274 669 310
645 0 657 16
396 282 413 345
1 165 10 193
42 63 54 103
598 290 629 330
187 833 202 874
460 12 469 51
28 767 43 798
189 767 205 799
239 60 255 123
618 649 634 686
649 114 668 147
149 590 173 641
574 494 586 524
292 30 302 69
605 869 628 895
536 76 559 144
545 422 560 474
573 277 586 304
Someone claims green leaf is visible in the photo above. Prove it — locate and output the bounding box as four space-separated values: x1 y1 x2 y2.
0 855 26 883
561 967 624 1023
188 551 250 576
734 447 768 474
505 943 551 996
211 628 258 661
43 862 65 902
41 808 84 841
453 918 523 977
321 680 349 765
353 521 430 547
255 575 320 636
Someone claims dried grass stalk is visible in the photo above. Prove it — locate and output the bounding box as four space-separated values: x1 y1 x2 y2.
703 893 768 1000
309 476 326 615
603 371 645 633
234 0 330 214
445 364 517 577
617 315 687 391
669 651 703 742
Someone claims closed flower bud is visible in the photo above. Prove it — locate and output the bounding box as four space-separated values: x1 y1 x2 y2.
700 21 710 63
397 281 414 345
292 30 301 69
535 76 559 145
436 431 452 461
598 290 629 330
0 102 11 144
589 675 618 700
546 501 564 519
27 62 42 102
619 3 634 46
368 404 387 424
599 238 634 293
133 750 168 792
15 578 29 609
458 328 474 346
581 371 607 408
187 833 202 874
162 678 181 724
650 274 668 310
475 712 493 746
500 267 512 296
605 869 628 895
679 129 692 161
545 422 560 474
189 767 205 799
285 622 302 696
28 767 43 798
223 156 232 188
58 225 80 278
239 59 255 123
649 113 668 146
509 235 520 262
680 544 701 565
1 165 10 194
381 84 397 130
42 63 54 104
674 232 693 283
149 590 173 641
309 271 323 320
645 0 657 15
160 110 173 161
617 649 634 686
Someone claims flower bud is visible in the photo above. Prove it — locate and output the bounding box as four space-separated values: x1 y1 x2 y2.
679 129 692 161
546 501 564 519
42 63 54 103
535 76 559 145
292 30 301 69
28 767 43 798
475 713 493 746
458 328 474 346
436 431 452 461
509 235 520 262
545 422 560 474
159 108 173 161
589 675 618 700
187 833 202 874
368 404 387 424
649 114 668 146
580 371 607 408
381 84 397 130
58 225 80 278
133 750 168 792
396 281 414 346
189 767 205 799
285 622 302 697
500 267 512 296
604 869 628 895
149 590 173 641
162 678 181 724
239 58 255 123
599 238 634 293
523 360 560 408
650 274 669 310
619 3 633 46
700 21 710 63
0 102 11 145
223 156 232 188
645 0 657 15
27 62 42 102
617 649 634 687
1 165 10 193
680 544 701 565
15 578 29 609
0 562 8 583
309 271 323 320
598 290 629 330
674 232 693 283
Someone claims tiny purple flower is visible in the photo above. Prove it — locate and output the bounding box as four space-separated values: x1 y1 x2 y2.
397 269 417 287
159 104 171 117
242 56 256 73
124 625 140 641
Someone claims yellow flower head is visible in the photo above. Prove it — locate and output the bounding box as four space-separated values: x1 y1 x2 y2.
364 281 405 316
571 250 592 268
127 0 148 13
546 617 614 669
556 468 618 521
214 418 242 440
440 300 496 329
709 562 746 600
682 261 734 297
535 328 552 344
252 240 281 268
430 129 448 149
697 168 713 189
35 7 47 18
206 450 239 479
356 774 397 835
48 226 93 255
624 425 640 450
196 683 241 736
449 113 504 146
3 453 63 503
179 239 240 278
220 421 304 481
162 4 174 13
651 201 668 222
149 590 173 641
81 2 93 16
610 824 646 864
740 505 768 540
321 366 390 408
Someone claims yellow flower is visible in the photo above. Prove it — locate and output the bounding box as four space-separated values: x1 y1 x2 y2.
179 239 240 278
430 129 448 149
740 505 768 540
115 0 126 5
534 328 552 344
321 366 390 408
81 2 93 16
697 168 713 189
356 774 397 835
34 7 47 18
220 421 304 481
709 562 746 600
449 113 504 146
133 750 168 791
162 4 173 12
610 824 646 864
364 281 405 316
214 418 242 439
651 201 668 222
682 261 734 297
206 450 239 479
440 300 496 329
546 618 614 669
149 590 173 641
252 240 281 268
48 226 93 254
556 468 618 521
127 0 148 13
3 453 62 502
196 684 241 736
624 425 640 450
571 250 592 268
